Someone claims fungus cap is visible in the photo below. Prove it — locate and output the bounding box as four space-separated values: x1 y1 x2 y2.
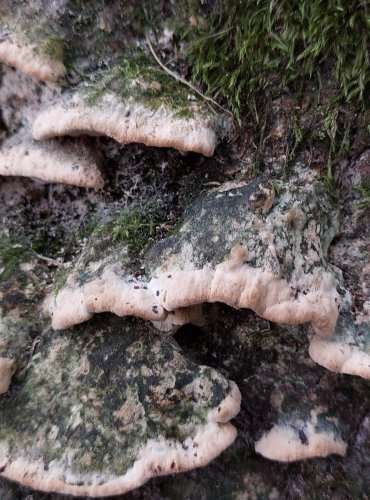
0 318 241 496
32 91 218 156
0 36 65 83
0 357 15 394
255 410 347 462
0 131 103 188
309 316 370 379
50 173 341 336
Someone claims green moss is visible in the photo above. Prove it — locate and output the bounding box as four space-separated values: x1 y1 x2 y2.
78 219 106 241
176 0 370 124
39 37 65 60
79 207 178 266
355 182 370 209
84 54 197 119
53 267 69 296
112 211 155 244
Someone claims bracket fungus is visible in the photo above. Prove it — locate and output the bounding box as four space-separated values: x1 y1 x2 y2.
50 171 341 336
255 409 347 462
0 130 103 188
233 321 349 463
0 33 66 83
308 160 370 380
0 64 61 136
0 357 15 395
309 314 370 380
1 0 370 496
0 317 240 496
31 59 225 156
32 91 219 156
146 172 342 337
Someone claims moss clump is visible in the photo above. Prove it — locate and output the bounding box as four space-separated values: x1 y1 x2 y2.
39 37 65 60
79 205 178 257
112 211 156 245
177 0 370 122
355 182 370 209
85 54 197 119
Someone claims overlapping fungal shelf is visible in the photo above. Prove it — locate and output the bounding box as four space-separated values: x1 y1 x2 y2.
0 129 104 188
32 89 219 156
309 314 370 380
0 34 222 187
255 410 347 462
1 1 370 498
50 171 342 337
0 33 66 83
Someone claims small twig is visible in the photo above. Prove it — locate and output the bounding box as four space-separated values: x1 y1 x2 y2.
203 181 221 187
32 250 63 267
145 33 233 117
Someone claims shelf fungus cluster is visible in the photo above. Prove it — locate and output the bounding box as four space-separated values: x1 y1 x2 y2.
1 1 370 498
32 85 219 157
0 26 224 188
0 129 104 188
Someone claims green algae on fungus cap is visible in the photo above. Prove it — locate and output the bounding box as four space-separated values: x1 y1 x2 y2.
0 316 240 497
50 168 341 336
47 211 205 332
145 170 342 336
31 58 224 156
0 32 66 83
0 245 48 394
0 128 104 188
309 314 370 380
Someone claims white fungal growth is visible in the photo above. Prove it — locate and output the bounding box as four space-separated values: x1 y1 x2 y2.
0 131 103 188
50 245 339 336
309 317 370 379
0 357 15 394
0 420 238 497
255 410 347 462
0 36 65 83
32 92 218 156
